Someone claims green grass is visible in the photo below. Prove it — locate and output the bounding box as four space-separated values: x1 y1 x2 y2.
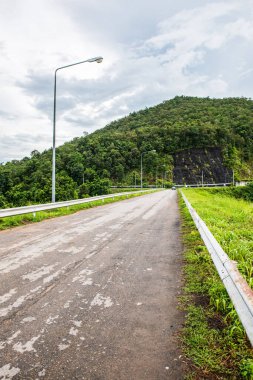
0 190 157 231
179 189 253 379
183 188 253 285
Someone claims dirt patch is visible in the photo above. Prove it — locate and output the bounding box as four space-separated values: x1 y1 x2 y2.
207 314 226 331
193 293 210 308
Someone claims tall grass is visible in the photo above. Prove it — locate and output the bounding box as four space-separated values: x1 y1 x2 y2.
180 189 253 379
183 189 253 285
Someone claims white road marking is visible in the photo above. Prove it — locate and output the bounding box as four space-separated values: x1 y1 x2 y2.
7 330 21 344
58 343 70 351
0 287 42 318
0 364 20 379
13 335 40 353
0 289 17 305
21 316 36 323
69 327 78 336
0 295 28 318
59 247 83 255
63 300 72 309
38 368 46 377
72 269 94 286
90 293 113 308
46 315 59 325
72 320 82 327
22 264 57 282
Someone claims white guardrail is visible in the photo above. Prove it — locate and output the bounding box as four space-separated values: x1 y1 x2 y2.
181 191 253 346
0 190 153 218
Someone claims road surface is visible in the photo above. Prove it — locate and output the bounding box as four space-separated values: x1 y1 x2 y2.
0 190 185 379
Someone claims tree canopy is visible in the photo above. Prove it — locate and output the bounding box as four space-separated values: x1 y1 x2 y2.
1 96 253 207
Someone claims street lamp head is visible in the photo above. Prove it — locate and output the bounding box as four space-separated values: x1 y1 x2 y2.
87 56 103 63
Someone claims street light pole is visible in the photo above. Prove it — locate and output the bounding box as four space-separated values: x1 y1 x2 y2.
52 56 103 203
52 71 57 203
141 153 144 189
140 150 156 189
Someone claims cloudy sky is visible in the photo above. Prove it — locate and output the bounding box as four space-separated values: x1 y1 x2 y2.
0 0 253 162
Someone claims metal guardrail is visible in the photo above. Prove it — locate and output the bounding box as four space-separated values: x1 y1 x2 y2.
181 191 253 346
176 182 233 188
0 190 153 218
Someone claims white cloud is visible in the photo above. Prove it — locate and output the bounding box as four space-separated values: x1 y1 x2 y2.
0 0 253 162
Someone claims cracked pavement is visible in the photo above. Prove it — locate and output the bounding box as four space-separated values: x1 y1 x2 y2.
0 190 185 380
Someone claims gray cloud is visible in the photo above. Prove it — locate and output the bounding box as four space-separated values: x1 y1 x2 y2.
0 0 253 162
57 0 207 43
33 3 253 104
0 110 17 120
0 133 51 162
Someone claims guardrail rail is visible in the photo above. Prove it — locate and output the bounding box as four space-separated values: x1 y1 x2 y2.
0 190 154 218
181 191 253 346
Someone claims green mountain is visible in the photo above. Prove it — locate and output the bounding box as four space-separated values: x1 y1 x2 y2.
1 96 253 207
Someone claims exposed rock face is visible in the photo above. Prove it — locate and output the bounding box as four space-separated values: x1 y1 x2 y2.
173 147 232 185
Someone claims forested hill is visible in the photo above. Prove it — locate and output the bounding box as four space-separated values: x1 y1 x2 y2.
1 96 253 207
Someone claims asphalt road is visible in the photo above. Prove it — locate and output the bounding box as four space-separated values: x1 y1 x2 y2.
0 190 185 380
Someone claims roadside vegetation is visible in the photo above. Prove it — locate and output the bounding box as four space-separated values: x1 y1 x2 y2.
1 96 253 208
199 182 253 203
179 186 253 379
0 190 157 231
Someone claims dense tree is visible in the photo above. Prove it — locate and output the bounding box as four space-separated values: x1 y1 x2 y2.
0 96 253 207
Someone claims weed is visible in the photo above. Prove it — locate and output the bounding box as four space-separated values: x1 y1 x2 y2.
240 359 253 379
179 190 253 379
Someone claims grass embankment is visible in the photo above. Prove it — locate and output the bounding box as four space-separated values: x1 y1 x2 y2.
0 190 156 231
201 182 253 203
180 188 253 379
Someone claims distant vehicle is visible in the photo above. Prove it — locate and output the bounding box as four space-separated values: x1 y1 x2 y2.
172 186 176 190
